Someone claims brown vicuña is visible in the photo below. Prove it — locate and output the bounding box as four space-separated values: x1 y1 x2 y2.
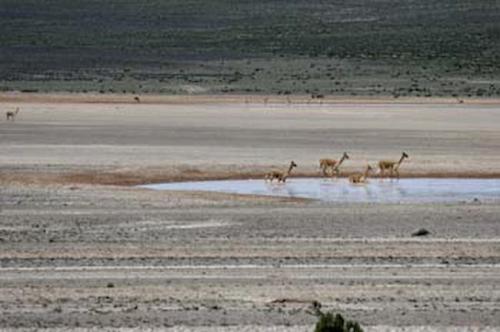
319 152 349 177
265 161 297 183
378 152 409 178
6 107 20 121
349 164 374 184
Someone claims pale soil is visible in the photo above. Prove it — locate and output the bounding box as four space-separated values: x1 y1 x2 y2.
0 95 499 331
2 92 500 105
2 95 500 185
2 327 499 332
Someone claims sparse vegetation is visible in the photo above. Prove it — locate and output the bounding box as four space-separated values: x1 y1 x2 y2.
1 1 499 96
314 311 364 332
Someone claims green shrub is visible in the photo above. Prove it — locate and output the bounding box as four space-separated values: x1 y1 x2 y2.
314 311 363 332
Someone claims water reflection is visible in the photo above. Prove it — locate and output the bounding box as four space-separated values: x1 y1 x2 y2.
141 178 500 203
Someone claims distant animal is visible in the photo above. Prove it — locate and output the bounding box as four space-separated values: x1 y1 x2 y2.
319 152 349 177
265 161 297 183
6 107 20 121
134 96 141 103
349 164 374 184
378 152 409 179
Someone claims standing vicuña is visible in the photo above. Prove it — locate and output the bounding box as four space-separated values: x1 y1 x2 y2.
378 152 409 179
319 152 349 177
265 161 297 183
349 164 373 184
6 107 20 121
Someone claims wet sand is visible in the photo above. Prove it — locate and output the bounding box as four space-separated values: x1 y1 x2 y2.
0 95 499 331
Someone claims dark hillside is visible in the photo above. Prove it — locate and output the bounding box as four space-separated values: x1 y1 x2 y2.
1 0 499 96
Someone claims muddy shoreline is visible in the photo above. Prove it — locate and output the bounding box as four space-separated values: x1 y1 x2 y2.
3 166 500 188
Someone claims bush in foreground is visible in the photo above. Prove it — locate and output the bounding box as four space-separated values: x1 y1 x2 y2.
314 311 363 332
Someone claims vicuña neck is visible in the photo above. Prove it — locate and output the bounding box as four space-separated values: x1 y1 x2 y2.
397 155 406 167
338 155 346 166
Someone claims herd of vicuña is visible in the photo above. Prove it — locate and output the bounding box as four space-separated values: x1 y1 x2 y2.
265 152 409 184
5 107 408 184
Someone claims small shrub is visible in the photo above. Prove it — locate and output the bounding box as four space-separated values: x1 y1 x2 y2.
314 311 363 332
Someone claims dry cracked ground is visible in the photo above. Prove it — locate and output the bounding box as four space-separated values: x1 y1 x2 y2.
0 94 499 332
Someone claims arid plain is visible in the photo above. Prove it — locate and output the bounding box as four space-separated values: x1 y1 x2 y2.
1 94 500 331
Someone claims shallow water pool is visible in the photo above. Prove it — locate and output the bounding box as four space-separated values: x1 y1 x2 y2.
140 178 500 203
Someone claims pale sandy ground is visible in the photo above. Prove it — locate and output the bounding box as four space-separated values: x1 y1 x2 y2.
0 95 499 331
1 327 499 332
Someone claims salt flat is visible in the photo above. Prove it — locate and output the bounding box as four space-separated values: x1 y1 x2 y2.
0 95 499 330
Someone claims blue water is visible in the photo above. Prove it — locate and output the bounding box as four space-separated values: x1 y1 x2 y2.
140 178 500 203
